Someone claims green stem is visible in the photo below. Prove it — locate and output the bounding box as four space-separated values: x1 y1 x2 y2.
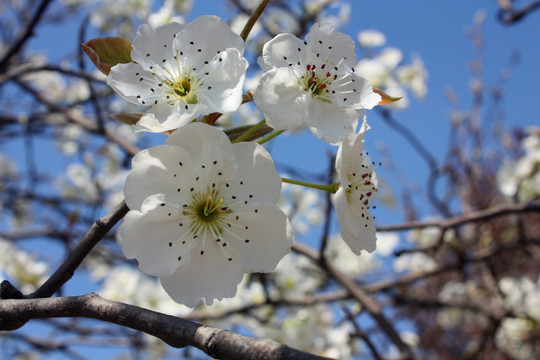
257 129 285 145
240 0 271 42
232 119 267 143
282 178 340 194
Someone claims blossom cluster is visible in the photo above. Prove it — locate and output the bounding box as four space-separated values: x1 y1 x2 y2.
106 14 384 306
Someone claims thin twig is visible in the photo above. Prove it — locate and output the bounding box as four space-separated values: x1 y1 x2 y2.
240 0 271 42
30 201 129 299
376 201 540 232
0 0 55 72
293 242 417 360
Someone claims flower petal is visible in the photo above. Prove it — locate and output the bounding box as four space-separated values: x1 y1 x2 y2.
305 23 357 69
165 123 238 179
134 102 206 133
336 118 369 178
124 144 195 210
225 142 282 204
174 15 245 68
307 100 358 145
332 73 381 110
131 22 185 69
107 62 160 105
197 49 248 114
222 203 293 273
254 67 307 131
118 194 196 277
334 189 377 254
160 241 244 307
258 33 305 72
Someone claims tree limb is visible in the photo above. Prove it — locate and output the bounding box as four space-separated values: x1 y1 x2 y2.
0 293 330 360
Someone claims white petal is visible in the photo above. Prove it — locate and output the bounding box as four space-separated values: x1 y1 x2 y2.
160 241 244 307
165 123 237 179
336 121 369 179
131 22 185 69
134 102 206 133
118 194 196 277
258 33 305 71
305 23 357 69
335 189 377 254
123 144 195 210
306 99 357 145
332 73 380 110
225 142 281 204
335 137 350 179
107 62 160 105
254 67 307 131
174 15 245 68
222 203 293 273
197 49 248 114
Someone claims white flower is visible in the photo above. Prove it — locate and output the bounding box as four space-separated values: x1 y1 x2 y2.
396 54 428 100
118 123 293 307
393 252 437 274
325 234 381 275
357 29 386 48
108 16 248 133
253 23 381 145
374 232 399 256
334 118 378 254
148 0 185 28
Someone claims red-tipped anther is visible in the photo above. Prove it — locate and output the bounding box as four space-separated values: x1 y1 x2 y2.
306 64 311 71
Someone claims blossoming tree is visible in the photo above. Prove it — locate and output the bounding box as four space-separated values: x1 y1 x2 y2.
1 0 540 359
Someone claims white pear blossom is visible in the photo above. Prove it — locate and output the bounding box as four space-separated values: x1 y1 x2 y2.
0 238 49 293
393 252 437 274
497 127 540 201
97 265 192 317
118 123 293 307
334 118 378 254
357 29 386 48
254 23 381 145
324 234 381 275
108 16 248 133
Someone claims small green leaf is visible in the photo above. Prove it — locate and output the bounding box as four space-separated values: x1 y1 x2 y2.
111 112 143 126
374 88 402 106
82 37 132 75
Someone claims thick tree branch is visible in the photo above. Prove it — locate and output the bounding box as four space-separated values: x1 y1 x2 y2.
0 293 330 360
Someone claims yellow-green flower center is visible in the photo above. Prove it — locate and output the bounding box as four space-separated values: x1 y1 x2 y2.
164 78 198 105
183 187 232 236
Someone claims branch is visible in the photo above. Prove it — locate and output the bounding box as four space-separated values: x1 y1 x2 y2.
13 78 141 156
497 0 540 25
377 201 540 232
0 293 330 360
0 201 129 331
293 242 417 360
30 201 129 299
365 238 540 293
0 0 55 73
